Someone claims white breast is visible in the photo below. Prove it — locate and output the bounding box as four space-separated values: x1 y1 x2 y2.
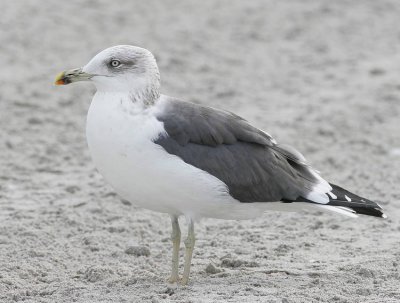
86 93 267 220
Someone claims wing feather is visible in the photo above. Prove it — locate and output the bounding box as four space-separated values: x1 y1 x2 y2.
154 97 328 203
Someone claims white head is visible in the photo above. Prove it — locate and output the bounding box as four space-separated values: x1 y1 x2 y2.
55 45 161 104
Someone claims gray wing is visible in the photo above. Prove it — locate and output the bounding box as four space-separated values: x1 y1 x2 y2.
154 96 324 203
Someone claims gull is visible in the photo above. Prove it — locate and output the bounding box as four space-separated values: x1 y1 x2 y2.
55 45 386 285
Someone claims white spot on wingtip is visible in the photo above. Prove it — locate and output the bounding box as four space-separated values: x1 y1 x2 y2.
327 192 337 199
382 213 388 219
345 195 351 202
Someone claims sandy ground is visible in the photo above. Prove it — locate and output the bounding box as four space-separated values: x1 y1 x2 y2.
1 1 400 302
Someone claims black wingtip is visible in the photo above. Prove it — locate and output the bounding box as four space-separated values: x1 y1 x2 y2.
282 183 387 219
327 183 387 218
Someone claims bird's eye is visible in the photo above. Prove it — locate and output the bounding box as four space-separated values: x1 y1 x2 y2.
110 59 121 67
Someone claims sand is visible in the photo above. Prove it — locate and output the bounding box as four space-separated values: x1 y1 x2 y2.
1 0 399 302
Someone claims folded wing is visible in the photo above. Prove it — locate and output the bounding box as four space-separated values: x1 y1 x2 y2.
154 97 332 204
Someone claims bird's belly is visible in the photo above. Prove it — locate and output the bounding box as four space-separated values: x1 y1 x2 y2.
85 95 262 220
87 136 246 219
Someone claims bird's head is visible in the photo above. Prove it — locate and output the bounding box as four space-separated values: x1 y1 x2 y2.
55 45 161 102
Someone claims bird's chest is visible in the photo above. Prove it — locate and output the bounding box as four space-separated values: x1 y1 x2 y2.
86 94 166 198
87 95 158 153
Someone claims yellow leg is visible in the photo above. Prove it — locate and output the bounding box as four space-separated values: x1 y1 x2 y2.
168 215 181 283
181 219 195 285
